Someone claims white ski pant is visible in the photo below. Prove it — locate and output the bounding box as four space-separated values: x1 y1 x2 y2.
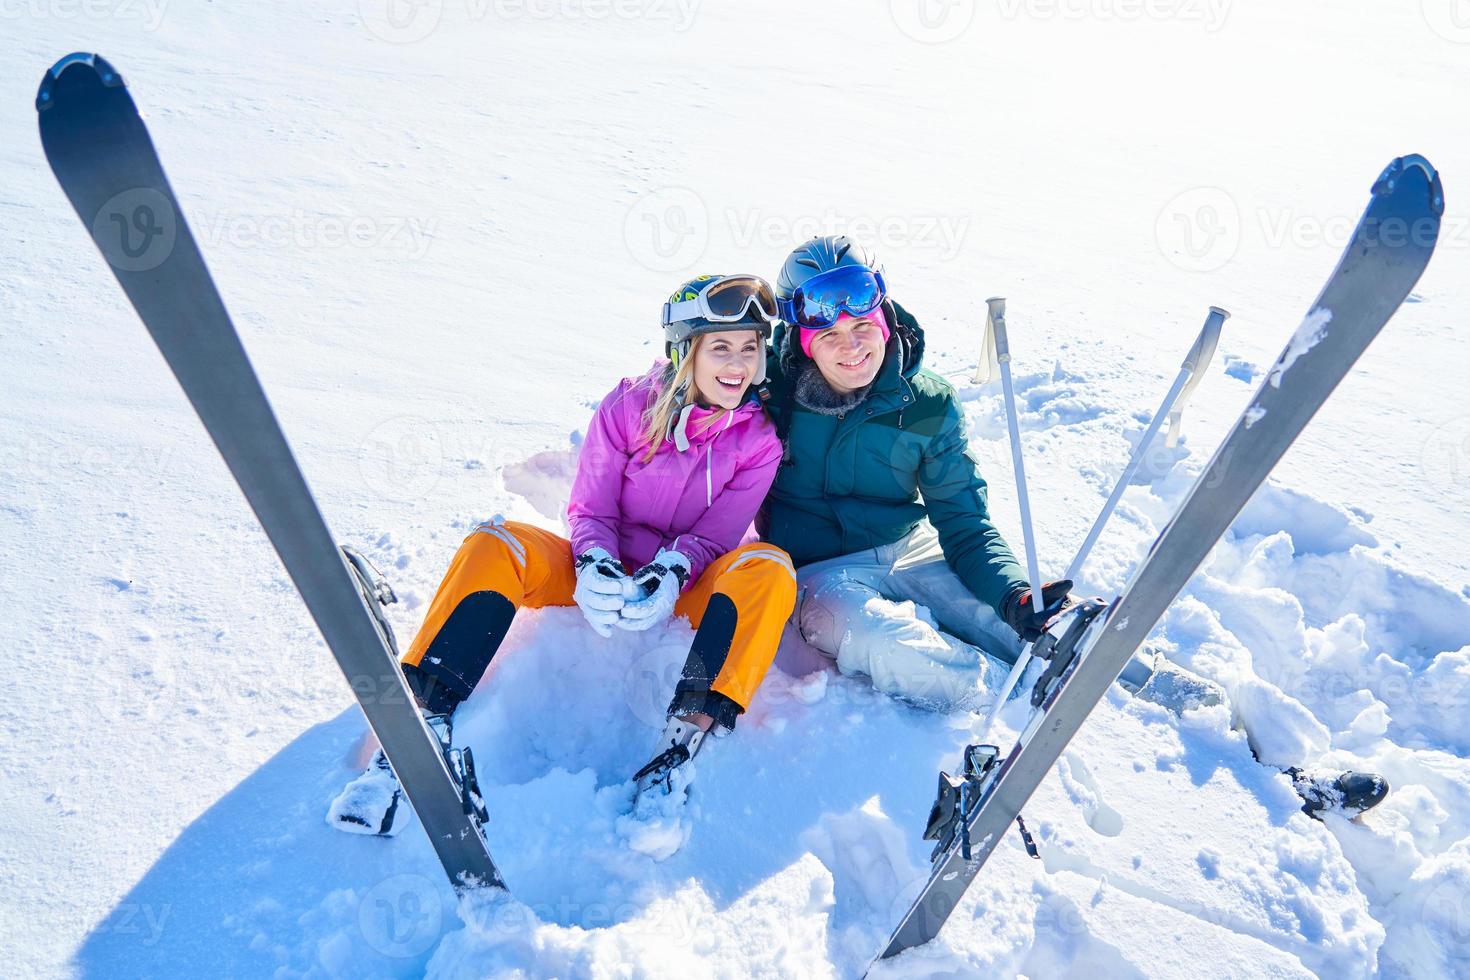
792 522 1023 709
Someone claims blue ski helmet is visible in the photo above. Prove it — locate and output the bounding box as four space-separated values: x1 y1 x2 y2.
775 235 883 302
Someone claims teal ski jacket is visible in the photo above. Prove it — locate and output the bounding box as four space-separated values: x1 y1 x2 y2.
759 300 1029 614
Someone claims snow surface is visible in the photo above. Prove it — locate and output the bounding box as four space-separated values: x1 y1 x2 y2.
4 2 1470 977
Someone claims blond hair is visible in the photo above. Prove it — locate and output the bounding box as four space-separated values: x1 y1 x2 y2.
638 334 728 462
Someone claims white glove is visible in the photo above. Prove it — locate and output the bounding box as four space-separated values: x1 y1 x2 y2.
616 549 691 633
574 548 630 637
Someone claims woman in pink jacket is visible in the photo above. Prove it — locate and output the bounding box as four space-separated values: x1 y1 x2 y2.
331 275 796 836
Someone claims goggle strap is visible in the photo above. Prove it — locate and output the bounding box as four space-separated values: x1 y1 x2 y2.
664 297 703 324
671 400 696 452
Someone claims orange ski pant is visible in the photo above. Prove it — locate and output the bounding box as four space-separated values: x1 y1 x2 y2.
401 521 796 721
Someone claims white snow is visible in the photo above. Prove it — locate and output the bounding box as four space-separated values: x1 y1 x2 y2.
4 2 1470 978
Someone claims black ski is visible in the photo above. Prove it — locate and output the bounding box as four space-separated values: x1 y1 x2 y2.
872 154 1443 967
37 53 504 892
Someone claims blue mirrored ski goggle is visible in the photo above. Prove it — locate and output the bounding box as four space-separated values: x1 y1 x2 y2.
777 266 887 330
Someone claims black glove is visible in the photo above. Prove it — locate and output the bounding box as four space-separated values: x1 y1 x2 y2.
1001 579 1076 643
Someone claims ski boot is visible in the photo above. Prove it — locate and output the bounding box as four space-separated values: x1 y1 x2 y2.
328 545 487 835
426 710 488 825
1287 767 1389 819
328 708 486 835
632 717 708 803
329 744 405 835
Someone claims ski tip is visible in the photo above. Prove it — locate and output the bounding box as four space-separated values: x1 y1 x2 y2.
1372 154 1445 218
36 53 124 113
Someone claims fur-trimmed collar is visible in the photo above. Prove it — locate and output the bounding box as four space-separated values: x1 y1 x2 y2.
793 361 874 415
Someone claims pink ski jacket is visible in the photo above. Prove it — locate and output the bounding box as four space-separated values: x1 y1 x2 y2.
567 365 783 584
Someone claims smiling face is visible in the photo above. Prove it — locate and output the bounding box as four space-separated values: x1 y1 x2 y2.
807 314 886 394
690 329 764 410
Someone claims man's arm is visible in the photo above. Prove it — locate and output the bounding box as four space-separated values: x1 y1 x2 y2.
917 394 1030 614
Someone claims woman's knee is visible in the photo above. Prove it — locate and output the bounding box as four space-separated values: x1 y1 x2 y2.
722 543 798 608
464 519 532 566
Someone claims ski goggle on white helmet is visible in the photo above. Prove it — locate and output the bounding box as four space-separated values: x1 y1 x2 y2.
661 275 778 333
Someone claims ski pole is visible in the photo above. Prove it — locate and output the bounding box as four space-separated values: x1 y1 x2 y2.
982 305 1228 739
1062 306 1228 583
990 297 1047 614
980 298 1047 736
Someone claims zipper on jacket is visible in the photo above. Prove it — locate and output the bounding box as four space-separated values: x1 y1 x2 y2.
705 409 736 507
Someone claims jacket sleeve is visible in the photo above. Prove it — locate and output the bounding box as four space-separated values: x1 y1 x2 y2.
567 380 637 562
918 394 1029 614
666 432 784 585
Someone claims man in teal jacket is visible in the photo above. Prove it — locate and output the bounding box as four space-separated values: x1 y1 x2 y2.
755 236 1391 821
759 236 1071 708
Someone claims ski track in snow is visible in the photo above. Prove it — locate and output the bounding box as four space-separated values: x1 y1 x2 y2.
6 2 1470 978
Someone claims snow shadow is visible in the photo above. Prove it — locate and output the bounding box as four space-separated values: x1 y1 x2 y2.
71 612 964 977
72 710 465 977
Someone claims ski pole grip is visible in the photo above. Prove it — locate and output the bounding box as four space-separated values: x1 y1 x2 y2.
1182 306 1229 373
986 297 1010 360
1166 306 1230 449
